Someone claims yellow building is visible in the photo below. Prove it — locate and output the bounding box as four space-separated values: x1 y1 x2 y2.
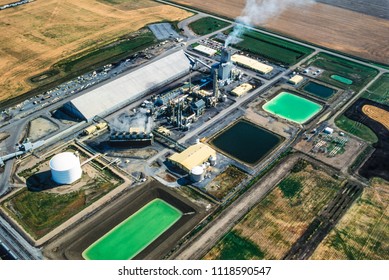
168 143 216 172
231 83 253 97
231 54 273 74
289 74 304 85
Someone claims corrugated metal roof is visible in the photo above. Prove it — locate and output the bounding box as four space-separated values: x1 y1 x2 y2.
231 83 253 96
232 54 273 74
67 50 190 120
169 143 216 172
289 74 304 85
194 45 217 56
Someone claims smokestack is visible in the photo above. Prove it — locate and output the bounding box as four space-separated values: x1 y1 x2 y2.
221 48 231 63
213 70 220 100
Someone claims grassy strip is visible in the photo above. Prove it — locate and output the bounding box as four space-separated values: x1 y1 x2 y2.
306 53 379 92
349 145 374 174
335 115 378 144
361 73 389 106
232 30 314 65
188 17 230 35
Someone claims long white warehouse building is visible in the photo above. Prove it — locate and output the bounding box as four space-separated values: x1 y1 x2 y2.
64 50 190 121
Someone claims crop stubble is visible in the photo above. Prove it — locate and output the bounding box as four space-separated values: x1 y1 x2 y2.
174 0 389 64
0 0 191 102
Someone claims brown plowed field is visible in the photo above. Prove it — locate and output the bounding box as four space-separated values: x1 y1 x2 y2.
174 1 389 64
0 0 191 102
362 105 389 130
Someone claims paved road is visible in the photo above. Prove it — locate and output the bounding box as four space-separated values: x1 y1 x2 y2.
0 216 42 260
172 155 299 259
178 13 206 40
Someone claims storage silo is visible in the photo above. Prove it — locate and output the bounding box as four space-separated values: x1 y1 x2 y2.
49 152 82 185
190 166 204 182
209 155 217 166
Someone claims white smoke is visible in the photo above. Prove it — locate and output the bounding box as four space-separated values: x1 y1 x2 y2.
111 108 154 133
225 0 313 47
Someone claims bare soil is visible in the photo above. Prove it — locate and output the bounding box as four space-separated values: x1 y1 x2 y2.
0 0 192 102
173 0 389 64
344 98 389 181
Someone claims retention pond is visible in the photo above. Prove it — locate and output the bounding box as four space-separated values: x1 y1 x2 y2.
263 92 322 124
211 120 282 165
82 199 182 260
303 81 336 99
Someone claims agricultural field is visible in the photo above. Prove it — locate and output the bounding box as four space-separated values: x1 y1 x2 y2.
231 30 314 65
206 166 248 200
361 73 389 106
172 0 389 64
188 17 230 36
311 178 389 260
335 115 378 144
1 148 124 239
204 160 343 260
305 53 379 91
0 0 192 102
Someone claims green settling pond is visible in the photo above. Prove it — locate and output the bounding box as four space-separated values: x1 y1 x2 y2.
263 92 322 124
211 120 282 165
303 81 336 99
331 75 353 85
82 199 182 260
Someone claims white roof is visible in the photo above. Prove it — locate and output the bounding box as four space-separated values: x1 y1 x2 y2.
194 45 217 56
68 50 190 120
49 152 80 171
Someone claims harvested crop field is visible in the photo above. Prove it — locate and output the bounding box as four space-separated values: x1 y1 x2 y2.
311 178 389 260
204 160 343 260
172 1 389 64
344 99 389 181
362 105 389 130
0 0 191 102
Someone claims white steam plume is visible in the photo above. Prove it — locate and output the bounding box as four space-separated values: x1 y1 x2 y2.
111 108 154 133
225 0 313 47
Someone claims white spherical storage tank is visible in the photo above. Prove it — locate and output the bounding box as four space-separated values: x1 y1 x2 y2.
190 166 204 183
49 152 82 185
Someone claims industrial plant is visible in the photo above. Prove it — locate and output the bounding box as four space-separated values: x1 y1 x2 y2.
0 0 388 263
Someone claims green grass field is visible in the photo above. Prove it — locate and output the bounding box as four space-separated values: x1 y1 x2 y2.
306 53 379 91
188 17 230 36
57 31 156 74
335 115 378 143
83 199 182 260
231 30 314 65
361 73 389 106
204 160 342 260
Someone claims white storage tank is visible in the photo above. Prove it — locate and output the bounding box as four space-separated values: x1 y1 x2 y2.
190 166 204 182
209 155 217 166
49 152 82 185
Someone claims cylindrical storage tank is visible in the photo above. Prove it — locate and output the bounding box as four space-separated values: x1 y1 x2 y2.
49 152 82 185
190 166 204 183
209 155 217 166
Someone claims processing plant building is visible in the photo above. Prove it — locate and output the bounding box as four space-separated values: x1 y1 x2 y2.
64 50 190 121
193 45 217 57
231 54 273 75
168 143 216 172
